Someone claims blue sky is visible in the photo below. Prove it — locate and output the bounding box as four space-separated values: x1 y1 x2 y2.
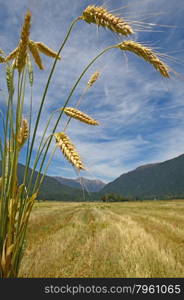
0 0 184 183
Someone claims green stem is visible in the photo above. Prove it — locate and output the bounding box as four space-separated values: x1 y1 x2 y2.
26 134 52 195
33 45 115 192
9 70 25 198
0 110 6 136
26 110 57 190
0 138 3 160
5 69 27 240
0 69 24 253
17 133 52 233
25 84 33 172
0 104 10 249
63 85 89 132
24 17 80 185
35 145 57 194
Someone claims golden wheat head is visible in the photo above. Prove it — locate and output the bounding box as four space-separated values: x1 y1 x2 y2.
63 107 99 126
88 71 100 87
54 132 85 170
6 64 14 95
118 40 170 78
0 56 5 63
28 40 44 70
81 5 134 36
5 47 19 62
17 119 29 149
21 10 32 41
27 54 34 86
35 42 61 60
0 48 5 55
16 10 32 71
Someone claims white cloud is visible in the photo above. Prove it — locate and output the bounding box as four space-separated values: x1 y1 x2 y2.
0 0 184 183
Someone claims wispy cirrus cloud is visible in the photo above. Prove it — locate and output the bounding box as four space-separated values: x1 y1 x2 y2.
0 0 183 183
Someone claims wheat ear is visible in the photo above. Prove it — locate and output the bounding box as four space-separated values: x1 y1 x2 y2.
0 56 5 63
5 47 19 62
117 40 170 78
88 71 100 87
0 48 5 55
27 54 34 86
35 42 61 60
28 40 44 70
17 119 29 149
81 5 134 36
63 107 99 126
6 64 14 95
54 132 85 170
16 10 31 71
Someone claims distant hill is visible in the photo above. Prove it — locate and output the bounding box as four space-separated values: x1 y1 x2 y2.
3 153 184 201
100 154 184 200
0 161 85 201
54 176 106 192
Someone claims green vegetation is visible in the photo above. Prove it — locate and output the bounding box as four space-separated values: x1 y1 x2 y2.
101 193 129 202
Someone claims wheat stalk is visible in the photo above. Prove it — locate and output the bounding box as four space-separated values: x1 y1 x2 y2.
63 107 99 125
81 5 134 36
117 40 170 78
54 132 85 170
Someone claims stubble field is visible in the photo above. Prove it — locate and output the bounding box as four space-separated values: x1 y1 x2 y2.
19 200 184 278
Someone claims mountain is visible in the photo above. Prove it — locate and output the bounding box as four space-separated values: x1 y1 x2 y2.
0 162 85 201
54 176 106 192
100 154 184 200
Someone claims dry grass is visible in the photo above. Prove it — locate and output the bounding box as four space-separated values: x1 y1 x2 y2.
19 200 184 278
